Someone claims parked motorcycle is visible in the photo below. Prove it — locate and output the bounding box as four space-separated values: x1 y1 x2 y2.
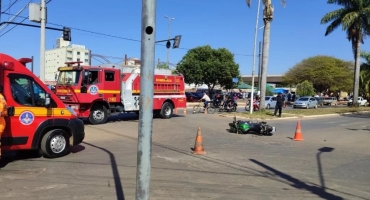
228 116 276 136
245 100 259 111
219 101 238 112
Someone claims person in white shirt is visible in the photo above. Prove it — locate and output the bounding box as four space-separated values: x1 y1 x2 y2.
199 92 211 108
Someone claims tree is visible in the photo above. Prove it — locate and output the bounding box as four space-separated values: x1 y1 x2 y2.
283 55 354 92
157 62 170 69
321 0 370 105
360 51 370 97
296 80 315 97
175 45 241 94
247 0 286 109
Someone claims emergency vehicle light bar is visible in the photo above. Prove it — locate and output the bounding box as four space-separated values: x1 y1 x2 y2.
18 58 33 66
65 61 83 66
58 66 83 71
0 61 14 70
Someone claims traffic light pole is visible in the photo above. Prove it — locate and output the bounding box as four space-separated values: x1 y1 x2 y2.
136 0 156 199
0 22 65 31
40 0 46 82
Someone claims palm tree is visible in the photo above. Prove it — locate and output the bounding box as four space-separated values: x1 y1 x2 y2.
360 51 370 97
321 0 370 105
246 0 286 109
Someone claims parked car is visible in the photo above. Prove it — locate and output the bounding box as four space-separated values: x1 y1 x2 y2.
348 97 368 106
323 97 338 106
264 96 277 109
293 97 318 109
314 97 324 106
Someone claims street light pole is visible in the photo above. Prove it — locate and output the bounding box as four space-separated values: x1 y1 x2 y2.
39 0 46 83
249 0 261 114
164 15 175 66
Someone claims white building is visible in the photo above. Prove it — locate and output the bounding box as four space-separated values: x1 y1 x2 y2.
44 38 90 84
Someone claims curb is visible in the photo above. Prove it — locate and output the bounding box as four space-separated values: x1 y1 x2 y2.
218 111 370 120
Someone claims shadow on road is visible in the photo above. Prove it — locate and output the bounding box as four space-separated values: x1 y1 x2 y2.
87 126 367 200
339 112 370 118
0 144 86 169
250 158 344 200
83 142 125 200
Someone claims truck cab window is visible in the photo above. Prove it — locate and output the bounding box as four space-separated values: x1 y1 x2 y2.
82 70 99 85
10 76 47 107
105 72 114 81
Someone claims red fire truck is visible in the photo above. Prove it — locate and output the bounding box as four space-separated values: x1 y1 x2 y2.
55 62 187 124
0 53 85 158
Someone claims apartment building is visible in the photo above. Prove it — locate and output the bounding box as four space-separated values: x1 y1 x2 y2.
44 38 90 85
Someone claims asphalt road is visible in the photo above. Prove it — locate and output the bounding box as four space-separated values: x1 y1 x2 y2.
1 112 369 200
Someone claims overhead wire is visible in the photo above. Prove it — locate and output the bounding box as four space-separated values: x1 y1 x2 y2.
1 11 255 57
1 0 20 14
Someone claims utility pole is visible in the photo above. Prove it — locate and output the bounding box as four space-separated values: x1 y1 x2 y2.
249 0 261 114
39 0 46 82
136 0 156 199
164 15 175 66
31 56 34 73
257 41 262 93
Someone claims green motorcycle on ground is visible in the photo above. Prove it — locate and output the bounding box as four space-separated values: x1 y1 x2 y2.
228 116 276 136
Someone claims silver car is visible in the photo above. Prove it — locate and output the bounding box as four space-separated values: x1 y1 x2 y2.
293 97 318 109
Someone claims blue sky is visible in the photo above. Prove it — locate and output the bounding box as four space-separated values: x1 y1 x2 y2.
0 0 369 77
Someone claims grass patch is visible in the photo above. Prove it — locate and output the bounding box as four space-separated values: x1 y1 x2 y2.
283 107 370 116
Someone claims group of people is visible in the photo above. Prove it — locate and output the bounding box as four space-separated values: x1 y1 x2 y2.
198 92 237 110
197 91 286 117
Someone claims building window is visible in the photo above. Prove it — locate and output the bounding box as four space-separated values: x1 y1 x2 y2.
77 58 80 61
77 52 80 55
85 52 89 56
84 59 88 63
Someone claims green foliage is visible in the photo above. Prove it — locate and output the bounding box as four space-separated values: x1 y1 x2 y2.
266 88 274 96
296 80 315 97
175 45 241 94
282 55 353 92
157 62 170 69
320 0 370 50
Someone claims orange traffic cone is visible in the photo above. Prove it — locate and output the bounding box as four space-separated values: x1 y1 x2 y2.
183 109 187 115
293 121 304 141
174 108 178 114
192 127 206 155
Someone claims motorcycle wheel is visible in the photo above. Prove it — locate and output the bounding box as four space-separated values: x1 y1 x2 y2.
207 107 216 114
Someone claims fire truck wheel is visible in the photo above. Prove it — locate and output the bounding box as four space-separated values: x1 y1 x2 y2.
89 105 108 125
41 129 70 158
160 102 173 119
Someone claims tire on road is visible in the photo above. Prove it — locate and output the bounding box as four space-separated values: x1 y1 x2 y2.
89 104 108 125
160 102 173 119
41 129 70 158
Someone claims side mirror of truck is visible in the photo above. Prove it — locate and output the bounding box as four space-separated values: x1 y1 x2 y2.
7 106 15 116
45 93 51 108
81 85 87 93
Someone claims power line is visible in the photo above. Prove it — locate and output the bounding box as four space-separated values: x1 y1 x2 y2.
0 16 26 37
1 0 20 14
1 12 256 57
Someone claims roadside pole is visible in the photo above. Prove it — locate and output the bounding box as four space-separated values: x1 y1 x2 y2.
135 0 156 200
39 0 46 82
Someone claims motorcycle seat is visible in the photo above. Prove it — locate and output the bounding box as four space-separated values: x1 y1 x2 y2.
261 121 267 124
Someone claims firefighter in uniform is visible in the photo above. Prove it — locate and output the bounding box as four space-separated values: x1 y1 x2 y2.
0 85 7 159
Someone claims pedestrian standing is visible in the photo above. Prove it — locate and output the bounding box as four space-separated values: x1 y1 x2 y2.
0 85 7 159
273 93 286 117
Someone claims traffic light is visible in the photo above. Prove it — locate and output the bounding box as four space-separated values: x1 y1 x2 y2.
63 27 71 41
172 35 182 49
166 40 171 49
